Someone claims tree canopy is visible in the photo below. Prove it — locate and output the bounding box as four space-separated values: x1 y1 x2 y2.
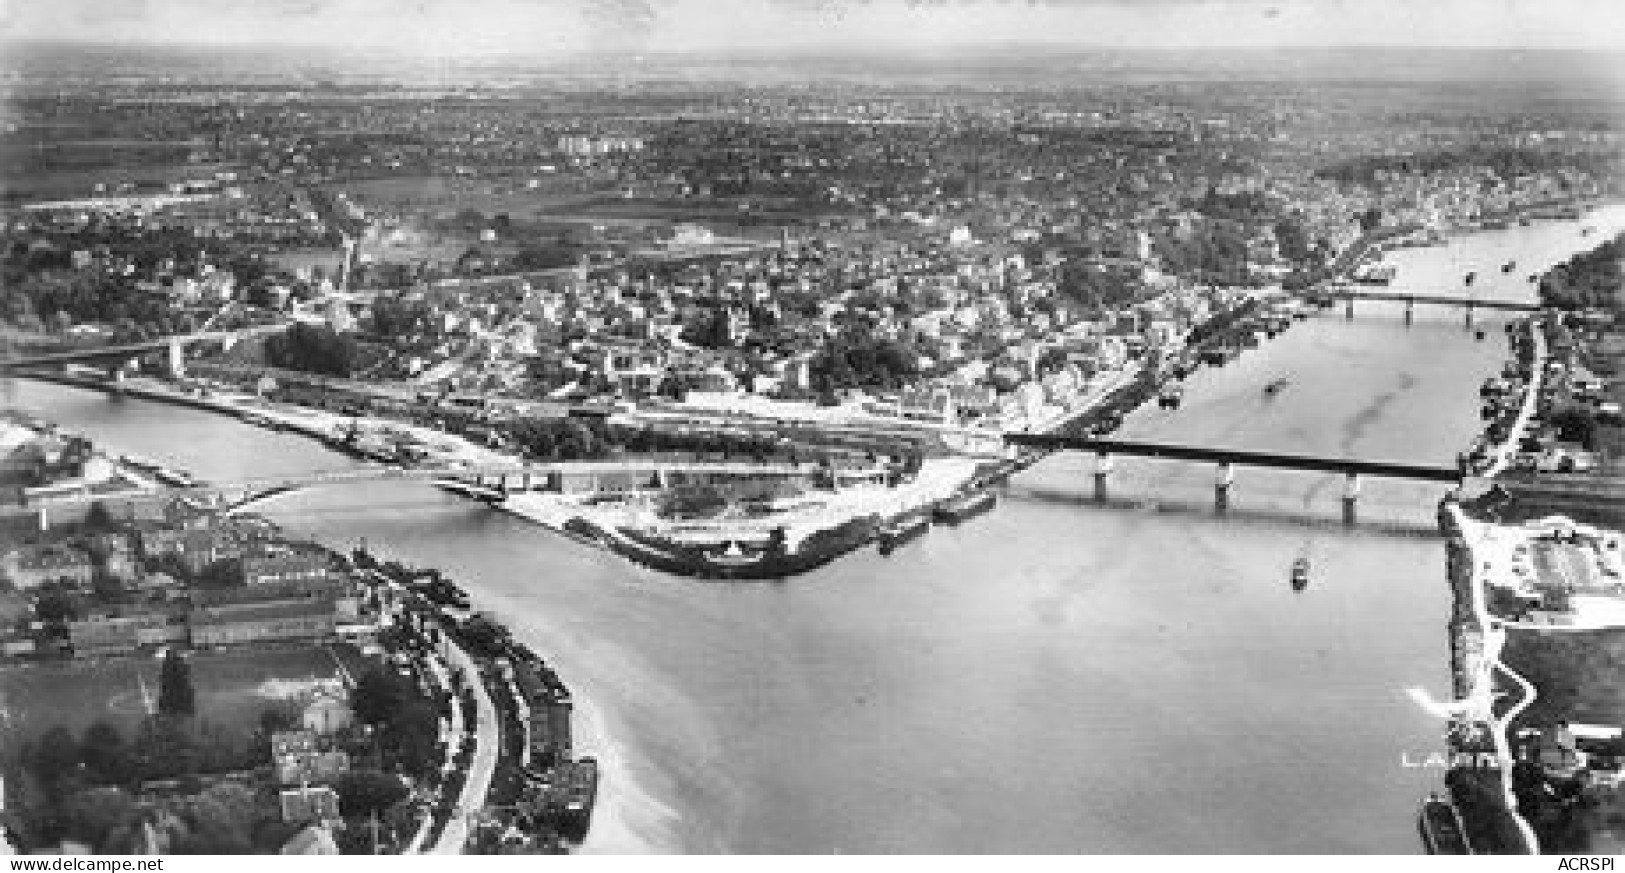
333 770 409 819
1539 235 1623 311
263 322 357 378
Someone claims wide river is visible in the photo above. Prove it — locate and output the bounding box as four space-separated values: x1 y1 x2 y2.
10 208 1625 853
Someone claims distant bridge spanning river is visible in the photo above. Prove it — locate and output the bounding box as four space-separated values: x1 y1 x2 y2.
0 324 290 376
1313 287 1542 326
1005 433 1465 522
27 459 825 513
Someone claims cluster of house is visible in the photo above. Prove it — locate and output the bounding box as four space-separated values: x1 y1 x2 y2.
0 679 363 856
14 177 333 242
289 224 1250 436
268 687 361 855
0 501 364 659
0 418 103 492
1512 718 1625 845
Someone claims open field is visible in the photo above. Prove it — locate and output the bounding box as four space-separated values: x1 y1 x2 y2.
535 196 846 230
1501 627 1625 728
0 145 241 205
336 176 843 234
0 643 367 761
333 175 609 219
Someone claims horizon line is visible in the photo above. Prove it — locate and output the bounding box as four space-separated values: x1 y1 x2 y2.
7 38 1625 58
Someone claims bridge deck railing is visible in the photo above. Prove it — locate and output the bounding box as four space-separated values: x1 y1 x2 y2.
1007 435 1461 482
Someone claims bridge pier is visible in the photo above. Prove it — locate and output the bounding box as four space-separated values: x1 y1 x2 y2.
1093 452 1113 502
1215 462 1234 514
1404 298 1414 326
1464 302 1475 329
166 337 186 379
1342 472 1361 525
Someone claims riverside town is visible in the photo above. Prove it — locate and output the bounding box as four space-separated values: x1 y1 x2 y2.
5 0 1625 858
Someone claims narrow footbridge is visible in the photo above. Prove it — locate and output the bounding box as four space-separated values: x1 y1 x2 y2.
20 460 825 525
28 459 822 512
1006 433 1463 521
214 459 815 498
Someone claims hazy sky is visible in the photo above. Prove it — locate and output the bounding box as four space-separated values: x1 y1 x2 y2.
3 0 1624 56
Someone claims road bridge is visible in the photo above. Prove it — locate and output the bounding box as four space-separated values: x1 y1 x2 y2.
1006 433 1463 523
1311 288 1542 327
0 324 289 377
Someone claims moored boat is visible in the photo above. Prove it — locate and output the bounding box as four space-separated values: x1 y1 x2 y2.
1158 383 1184 409
933 489 998 525
1352 263 1397 285
1418 792 1470 854
555 756 599 843
153 468 198 488
878 512 932 555
1290 557 1310 590
119 454 163 474
1090 411 1124 435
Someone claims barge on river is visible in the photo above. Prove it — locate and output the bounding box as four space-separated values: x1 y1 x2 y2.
878 512 932 555
1418 792 1470 854
933 489 997 525
1158 383 1184 409
551 757 600 843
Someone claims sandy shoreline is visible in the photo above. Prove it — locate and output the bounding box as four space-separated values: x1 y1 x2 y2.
570 691 689 854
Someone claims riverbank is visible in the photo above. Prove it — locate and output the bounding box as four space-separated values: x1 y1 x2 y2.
1439 499 1541 854
1429 309 1552 852
12 283 1308 582
15 368 1000 578
1 270 1496 852
345 547 612 852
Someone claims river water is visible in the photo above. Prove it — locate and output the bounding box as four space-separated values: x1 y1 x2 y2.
9 207 1625 853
